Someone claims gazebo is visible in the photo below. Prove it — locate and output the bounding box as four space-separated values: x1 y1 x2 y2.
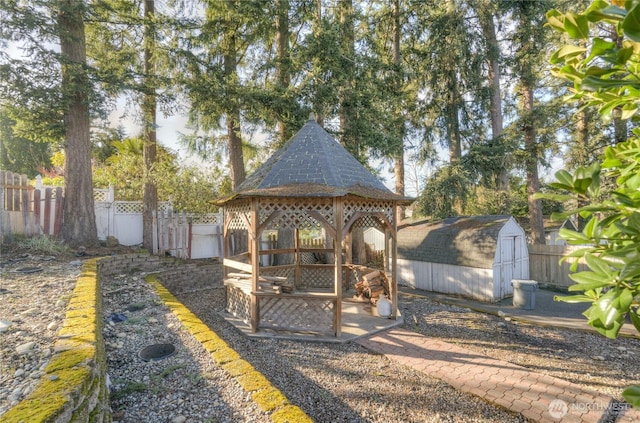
214 115 410 339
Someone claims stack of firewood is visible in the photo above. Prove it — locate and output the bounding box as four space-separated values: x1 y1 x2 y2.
354 270 389 304
228 272 293 294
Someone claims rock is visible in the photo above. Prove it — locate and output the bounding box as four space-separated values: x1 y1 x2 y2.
16 341 36 355
69 260 82 267
498 310 505 317
21 307 39 316
47 321 58 331
592 355 605 361
172 415 187 423
14 369 25 377
106 236 119 247
49 374 59 381
0 320 11 333
148 317 158 323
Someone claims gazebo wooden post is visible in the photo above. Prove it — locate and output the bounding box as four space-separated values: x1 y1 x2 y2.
334 198 343 337
222 213 231 280
390 221 398 319
250 198 260 332
294 228 301 287
384 229 390 273
344 230 352 289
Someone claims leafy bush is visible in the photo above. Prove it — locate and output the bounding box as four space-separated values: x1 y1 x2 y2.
544 0 640 407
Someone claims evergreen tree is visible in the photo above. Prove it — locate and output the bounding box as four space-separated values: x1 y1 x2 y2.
58 0 98 246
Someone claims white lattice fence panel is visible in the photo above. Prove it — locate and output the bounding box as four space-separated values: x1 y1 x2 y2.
187 213 222 225
115 200 172 214
300 266 334 289
114 201 143 214
225 201 251 230
226 286 251 324
258 199 334 230
343 199 394 228
94 189 110 202
258 296 335 334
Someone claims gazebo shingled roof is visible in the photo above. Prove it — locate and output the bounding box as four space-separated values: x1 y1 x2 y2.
215 116 410 203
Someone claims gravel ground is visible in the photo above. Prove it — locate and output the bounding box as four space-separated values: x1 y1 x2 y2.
2 248 639 422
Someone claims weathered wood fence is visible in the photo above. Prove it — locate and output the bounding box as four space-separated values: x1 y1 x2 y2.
528 244 589 290
0 170 64 241
152 210 223 260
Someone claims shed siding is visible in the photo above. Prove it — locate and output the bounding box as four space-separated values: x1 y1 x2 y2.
363 227 385 251
398 258 495 302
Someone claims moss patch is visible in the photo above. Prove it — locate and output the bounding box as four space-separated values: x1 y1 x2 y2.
270 405 314 423
252 387 288 412
0 393 67 423
222 359 255 377
46 347 96 372
237 371 272 392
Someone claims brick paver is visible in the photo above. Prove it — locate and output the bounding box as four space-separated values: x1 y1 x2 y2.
357 328 633 422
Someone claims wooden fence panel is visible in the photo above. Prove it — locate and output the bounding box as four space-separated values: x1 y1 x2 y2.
528 244 589 289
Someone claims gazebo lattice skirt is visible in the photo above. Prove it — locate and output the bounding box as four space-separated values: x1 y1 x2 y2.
225 284 337 335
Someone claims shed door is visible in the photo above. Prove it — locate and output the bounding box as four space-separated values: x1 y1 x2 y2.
500 236 515 298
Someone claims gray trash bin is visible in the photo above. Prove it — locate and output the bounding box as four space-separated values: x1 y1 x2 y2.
511 279 538 310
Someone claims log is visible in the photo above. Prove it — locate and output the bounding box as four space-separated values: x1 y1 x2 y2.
261 275 289 282
354 272 390 305
363 270 380 282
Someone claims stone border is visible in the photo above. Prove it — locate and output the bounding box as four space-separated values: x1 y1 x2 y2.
2 259 109 423
147 274 313 423
3 254 312 423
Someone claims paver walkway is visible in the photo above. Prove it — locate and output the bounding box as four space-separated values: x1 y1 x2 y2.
357 328 640 423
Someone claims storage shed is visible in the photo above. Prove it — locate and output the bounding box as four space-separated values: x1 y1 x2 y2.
397 215 529 302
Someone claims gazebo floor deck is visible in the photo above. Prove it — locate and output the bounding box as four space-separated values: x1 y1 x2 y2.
221 295 404 343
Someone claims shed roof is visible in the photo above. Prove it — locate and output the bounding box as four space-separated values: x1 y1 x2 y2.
397 215 514 268
516 216 578 233
215 116 410 204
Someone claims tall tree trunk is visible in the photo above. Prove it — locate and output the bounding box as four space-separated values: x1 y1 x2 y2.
445 72 462 163
142 0 157 250
273 0 296 264
574 106 590 167
477 3 507 190
224 33 246 189
444 0 462 164
393 0 406 220
276 0 292 143
522 83 545 244
312 0 324 127
58 0 97 247
338 0 357 156
574 105 589 231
